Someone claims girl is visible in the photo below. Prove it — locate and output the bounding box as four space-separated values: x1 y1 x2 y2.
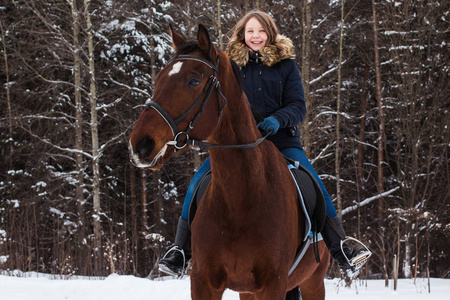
159 11 369 279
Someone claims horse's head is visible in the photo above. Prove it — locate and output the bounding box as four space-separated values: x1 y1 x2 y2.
129 24 226 169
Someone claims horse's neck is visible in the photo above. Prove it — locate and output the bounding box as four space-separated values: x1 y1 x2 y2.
208 89 265 183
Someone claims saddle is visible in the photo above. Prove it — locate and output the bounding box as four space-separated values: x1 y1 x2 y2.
188 157 326 235
285 156 326 237
187 156 327 274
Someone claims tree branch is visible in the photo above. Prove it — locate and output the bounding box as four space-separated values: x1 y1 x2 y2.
342 186 400 216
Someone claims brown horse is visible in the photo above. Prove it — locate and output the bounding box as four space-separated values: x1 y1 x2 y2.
129 24 330 300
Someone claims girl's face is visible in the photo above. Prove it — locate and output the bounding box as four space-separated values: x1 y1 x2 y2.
244 17 267 52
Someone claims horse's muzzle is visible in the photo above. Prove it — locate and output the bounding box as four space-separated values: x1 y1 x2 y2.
135 136 155 160
129 137 170 169
129 136 154 168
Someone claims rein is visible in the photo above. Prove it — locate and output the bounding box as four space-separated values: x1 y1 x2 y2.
145 55 270 150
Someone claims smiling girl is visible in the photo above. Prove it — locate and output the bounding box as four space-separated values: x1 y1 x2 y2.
158 10 370 281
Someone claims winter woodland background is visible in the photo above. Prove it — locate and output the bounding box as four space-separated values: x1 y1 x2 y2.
0 0 448 282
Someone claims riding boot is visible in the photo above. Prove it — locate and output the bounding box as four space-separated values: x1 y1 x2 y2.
158 217 192 276
321 216 364 278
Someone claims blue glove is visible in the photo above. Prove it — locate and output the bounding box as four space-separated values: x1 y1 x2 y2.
258 116 280 135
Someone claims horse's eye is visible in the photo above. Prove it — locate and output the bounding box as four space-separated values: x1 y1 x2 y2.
187 78 201 87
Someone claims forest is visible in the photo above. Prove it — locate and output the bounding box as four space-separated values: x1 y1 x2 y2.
0 0 448 282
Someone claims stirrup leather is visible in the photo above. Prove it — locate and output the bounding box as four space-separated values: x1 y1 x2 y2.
158 246 187 278
340 236 372 273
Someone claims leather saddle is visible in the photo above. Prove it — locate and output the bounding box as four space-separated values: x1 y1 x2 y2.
188 156 327 237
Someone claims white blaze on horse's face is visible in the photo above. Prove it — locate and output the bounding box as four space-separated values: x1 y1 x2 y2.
168 61 183 76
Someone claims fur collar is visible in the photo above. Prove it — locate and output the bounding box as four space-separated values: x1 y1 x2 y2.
226 34 296 68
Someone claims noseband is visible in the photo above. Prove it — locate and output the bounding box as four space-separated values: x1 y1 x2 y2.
145 55 227 150
145 55 270 151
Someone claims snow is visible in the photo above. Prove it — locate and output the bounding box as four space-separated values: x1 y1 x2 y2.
0 273 448 300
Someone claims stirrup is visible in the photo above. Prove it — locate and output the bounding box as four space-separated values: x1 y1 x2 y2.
158 246 187 278
340 237 372 275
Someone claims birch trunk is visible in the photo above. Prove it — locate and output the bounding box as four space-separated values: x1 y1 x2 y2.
403 232 411 278
84 0 102 274
393 254 399 290
217 0 223 51
141 169 148 234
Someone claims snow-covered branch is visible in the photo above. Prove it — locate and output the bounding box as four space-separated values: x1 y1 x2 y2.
310 141 336 165
342 186 401 215
108 75 151 98
310 60 347 85
20 125 93 159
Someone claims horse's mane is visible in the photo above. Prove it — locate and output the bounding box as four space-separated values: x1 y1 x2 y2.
174 39 199 56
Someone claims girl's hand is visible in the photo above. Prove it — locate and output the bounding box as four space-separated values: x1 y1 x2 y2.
258 116 280 135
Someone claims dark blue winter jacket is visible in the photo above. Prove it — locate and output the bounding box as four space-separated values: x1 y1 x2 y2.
240 52 306 150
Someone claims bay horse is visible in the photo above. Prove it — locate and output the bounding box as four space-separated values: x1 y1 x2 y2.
129 24 330 299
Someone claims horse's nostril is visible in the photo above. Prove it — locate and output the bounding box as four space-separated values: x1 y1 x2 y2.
136 136 155 160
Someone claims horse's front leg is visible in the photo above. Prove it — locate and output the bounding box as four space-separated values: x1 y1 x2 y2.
190 265 226 300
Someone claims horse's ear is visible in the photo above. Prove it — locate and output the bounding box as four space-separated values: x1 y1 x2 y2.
170 24 186 51
197 24 217 62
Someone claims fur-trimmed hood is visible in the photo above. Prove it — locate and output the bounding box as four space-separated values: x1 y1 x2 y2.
226 34 296 68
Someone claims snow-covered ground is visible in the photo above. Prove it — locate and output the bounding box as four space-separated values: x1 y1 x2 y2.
0 272 448 300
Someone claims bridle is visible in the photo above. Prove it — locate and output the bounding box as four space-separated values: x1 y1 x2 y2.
145 54 270 151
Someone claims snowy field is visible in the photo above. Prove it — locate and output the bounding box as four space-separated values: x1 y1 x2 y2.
0 273 450 300
0 272 448 300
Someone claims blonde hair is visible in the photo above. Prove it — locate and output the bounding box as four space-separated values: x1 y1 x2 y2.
226 11 278 52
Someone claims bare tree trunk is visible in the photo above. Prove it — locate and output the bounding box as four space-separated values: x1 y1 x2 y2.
129 165 138 275
152 170 162 233
70 0 88 275
193 151 203 175
0 21 16 270
335 0 345 217
244 0 250 14
181 2 193 36
141 169 148 234
84 0 102 275
379 226 388 287
356 64 369 239
404 230 411 278
394 216 400 290
413 231 419 281
372 0 387 285
147 3 163 255
393 254 399 290
300 0 311 157
427 233 431 293
0 20 12 160
372 0 385 221
357 65 369 192
217 0 223 50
